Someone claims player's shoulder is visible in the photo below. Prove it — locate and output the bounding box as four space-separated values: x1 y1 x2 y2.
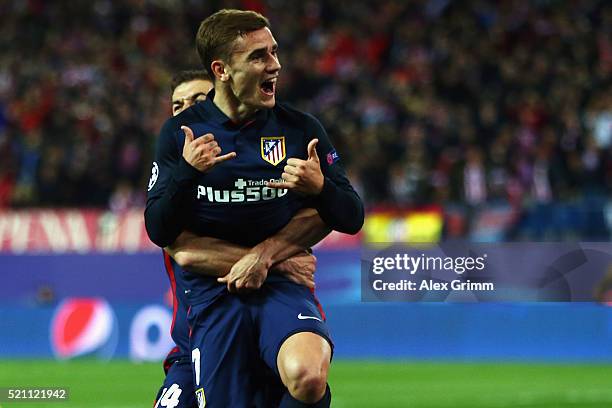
159 105 205 136
273 102 323 130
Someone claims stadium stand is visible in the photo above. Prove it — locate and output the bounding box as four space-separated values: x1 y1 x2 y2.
0 0 610 240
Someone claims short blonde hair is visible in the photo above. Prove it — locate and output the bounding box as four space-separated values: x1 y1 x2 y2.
196 9 270 78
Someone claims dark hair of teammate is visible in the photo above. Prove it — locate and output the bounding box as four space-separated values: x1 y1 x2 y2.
170 70 211 93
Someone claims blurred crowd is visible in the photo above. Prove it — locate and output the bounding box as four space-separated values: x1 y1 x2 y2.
0 0 611 236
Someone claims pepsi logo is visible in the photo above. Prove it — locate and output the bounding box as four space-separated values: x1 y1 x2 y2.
50 298 118 359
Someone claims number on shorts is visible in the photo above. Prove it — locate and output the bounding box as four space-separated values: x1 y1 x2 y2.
192 348 201 386
156 383 182 408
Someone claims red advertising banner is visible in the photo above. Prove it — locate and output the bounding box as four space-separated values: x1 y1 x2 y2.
0 209 156 253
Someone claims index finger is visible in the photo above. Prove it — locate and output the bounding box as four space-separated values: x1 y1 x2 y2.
266 181 293 189
286 158 306 167
213 152 237 164
194 133 215 144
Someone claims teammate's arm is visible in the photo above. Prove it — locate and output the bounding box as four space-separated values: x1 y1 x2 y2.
167 208 330 291
167 233 317 288
216 207 330 292
249 207 330 265
166 233 245 276
168 208 327 272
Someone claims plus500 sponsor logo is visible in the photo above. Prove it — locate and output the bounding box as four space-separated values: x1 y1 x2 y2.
50 298 174 361
197 178 288 203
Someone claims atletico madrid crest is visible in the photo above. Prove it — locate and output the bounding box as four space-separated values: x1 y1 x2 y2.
260 137 286 166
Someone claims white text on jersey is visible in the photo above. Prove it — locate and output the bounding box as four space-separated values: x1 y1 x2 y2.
197 178 288 203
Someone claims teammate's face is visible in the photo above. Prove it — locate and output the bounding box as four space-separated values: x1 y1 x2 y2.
172 79 213 116
225 27 281 110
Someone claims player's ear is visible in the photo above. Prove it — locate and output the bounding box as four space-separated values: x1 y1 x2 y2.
211 60 229 82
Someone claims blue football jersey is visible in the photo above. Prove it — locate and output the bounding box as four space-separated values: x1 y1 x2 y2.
146 90 363 305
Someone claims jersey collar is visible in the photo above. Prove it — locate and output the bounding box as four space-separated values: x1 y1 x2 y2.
199 89 269 129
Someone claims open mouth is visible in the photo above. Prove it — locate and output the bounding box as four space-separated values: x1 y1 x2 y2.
260 78 277 96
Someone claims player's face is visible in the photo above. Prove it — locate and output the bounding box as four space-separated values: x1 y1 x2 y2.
225 27 281 110
172 79 213 116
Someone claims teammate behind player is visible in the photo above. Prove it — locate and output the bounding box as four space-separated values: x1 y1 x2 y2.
146 9 364 408
170 70 214 117
154 69 212 408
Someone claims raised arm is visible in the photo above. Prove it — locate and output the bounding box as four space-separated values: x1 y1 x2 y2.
145 122 235 248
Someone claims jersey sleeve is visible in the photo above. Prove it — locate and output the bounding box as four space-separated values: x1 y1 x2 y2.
305 114 364 235
144 119 201 247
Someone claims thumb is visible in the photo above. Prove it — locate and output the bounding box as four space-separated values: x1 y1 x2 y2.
181 126 194 145
307 138 319 162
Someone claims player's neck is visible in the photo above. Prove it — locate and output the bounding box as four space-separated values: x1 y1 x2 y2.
213 88 258 125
